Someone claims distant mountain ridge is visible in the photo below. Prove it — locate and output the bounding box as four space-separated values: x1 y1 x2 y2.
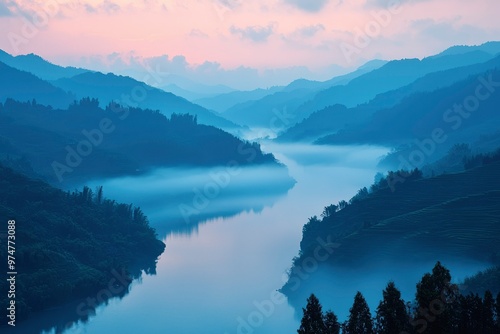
278 54 500 143
0 49 89 80
221 42 499 129
51 71 239 130
0 61 74 108
0 50 239 131
219 60 387 128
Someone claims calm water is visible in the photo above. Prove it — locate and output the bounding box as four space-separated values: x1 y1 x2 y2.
34 143 485 334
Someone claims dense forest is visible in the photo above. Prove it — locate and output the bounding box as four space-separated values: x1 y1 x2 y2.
0 164 165 324
0 98 279 186
297 262 500 334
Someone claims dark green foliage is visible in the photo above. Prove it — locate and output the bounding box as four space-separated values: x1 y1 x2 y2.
344 292 374 334
463 148 500 169
496 292 500 330
321 204 338 218
349 187 369 204
297 295 339 334
462 266 500 297
291 157 500 272
298 294 326 334
323 311 340 334
300 263 499 334
375 282 410 334
0 165 165 321
454 294 486 333
482 291 496 333
415 262 456 334
0 99 277 186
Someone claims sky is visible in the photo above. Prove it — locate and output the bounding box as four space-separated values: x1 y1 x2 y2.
0 0 499 89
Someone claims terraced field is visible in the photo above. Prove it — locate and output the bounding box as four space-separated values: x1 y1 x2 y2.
300 161 500 266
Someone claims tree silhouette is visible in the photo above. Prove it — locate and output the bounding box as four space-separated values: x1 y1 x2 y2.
321 204 338 218
496 292 500 331
375 281 410 333
482 290 495 333
298 294 326 334
415 261 456 334
323 310 340 334
344 291 374 334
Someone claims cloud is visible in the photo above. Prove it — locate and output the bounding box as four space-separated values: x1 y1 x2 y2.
230 24 275 43
410 18 487 43
83 0 121 14
296 24 325 37
0 2 14 17
217 0 241 9
72 51 332 90
367 0 422 6
189 29 209 38
284 0 331 12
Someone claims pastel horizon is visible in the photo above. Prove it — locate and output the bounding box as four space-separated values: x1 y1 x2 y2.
1 0 498 74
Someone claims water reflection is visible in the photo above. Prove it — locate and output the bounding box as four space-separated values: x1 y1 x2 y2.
85 164 296 237
16 163 293 334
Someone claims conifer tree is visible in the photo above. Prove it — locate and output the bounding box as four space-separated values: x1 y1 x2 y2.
415 262 456 334
344 291 374 334
483 290 495 333
298 294 326 334
323 310 340 334
495 292 500 331
375 281 410 333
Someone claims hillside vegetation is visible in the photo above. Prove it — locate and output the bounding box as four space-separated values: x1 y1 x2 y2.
0 98 278 186
0 165 165 323
283 152 500 302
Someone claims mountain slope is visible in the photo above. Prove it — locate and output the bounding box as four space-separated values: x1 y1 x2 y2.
0 99 277 186
0 164 165 325
221 60 387 127
193 86 283 113
278 55 500 142
292 49 496 122
0 50 88 80
282 158 500 305
316 68 500 150
52 72 239 130
0 61 74 108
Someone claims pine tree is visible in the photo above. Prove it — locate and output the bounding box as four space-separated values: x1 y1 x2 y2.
483 290 495 333
298 294 326 334
495 292 500 331
415 261 456 334
375 281 410 334
324 310 340 334
344 291 374 334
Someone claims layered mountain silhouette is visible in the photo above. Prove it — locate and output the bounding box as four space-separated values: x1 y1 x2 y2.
0 50 239 131
279 54 500 143
222 42 500 130
0 50 88 80
0 61 74 108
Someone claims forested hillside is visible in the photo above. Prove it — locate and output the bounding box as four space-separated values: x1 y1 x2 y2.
0 98 278 186
0 165 165 323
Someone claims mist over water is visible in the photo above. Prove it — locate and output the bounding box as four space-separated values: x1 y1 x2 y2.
39 143 489 334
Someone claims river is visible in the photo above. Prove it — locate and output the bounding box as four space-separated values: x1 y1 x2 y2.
37 142 484 334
